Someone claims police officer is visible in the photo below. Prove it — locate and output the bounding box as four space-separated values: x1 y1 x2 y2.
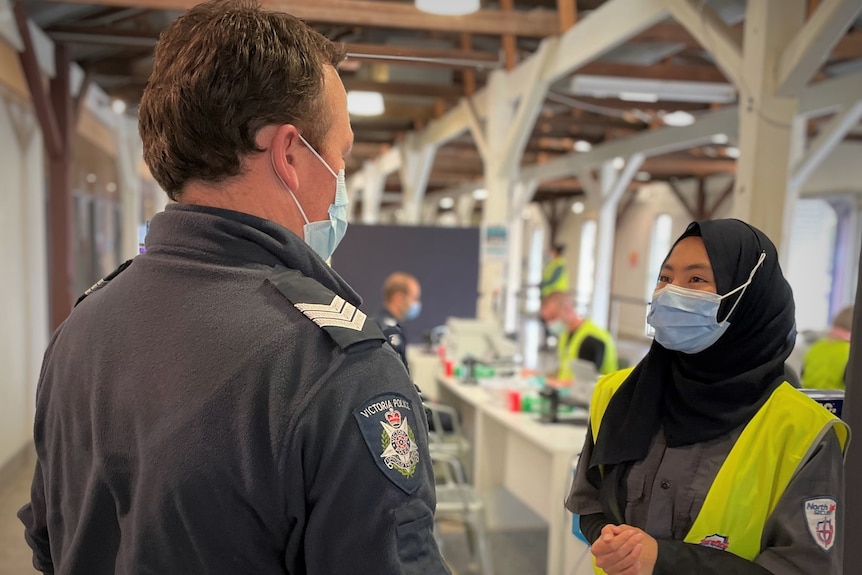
375 272 422 371
18 2 449 574
540 291 618 381
569 220 847 575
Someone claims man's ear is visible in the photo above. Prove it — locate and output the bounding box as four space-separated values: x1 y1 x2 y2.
269 124 302 192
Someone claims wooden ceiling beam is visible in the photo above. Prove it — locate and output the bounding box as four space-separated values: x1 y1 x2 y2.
344 42 499 69
577 61 729 83
40 0 560 37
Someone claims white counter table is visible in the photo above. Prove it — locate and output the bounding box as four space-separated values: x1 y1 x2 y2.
436 374 589 575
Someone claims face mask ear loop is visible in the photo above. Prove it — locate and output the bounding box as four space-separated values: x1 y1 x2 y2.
721 251 767 321
298 134 338 178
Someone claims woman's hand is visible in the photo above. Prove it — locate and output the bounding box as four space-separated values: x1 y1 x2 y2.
591 524 658 575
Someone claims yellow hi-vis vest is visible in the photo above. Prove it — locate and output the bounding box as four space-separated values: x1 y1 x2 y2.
802 338 850 390
557 319 618 380
541 256 570 298
587 368 849 574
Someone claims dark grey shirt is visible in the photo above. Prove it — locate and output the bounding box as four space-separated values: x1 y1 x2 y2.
568 424 844 574
18 205 449 575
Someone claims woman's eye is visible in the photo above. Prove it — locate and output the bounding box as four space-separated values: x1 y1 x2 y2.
691 276 707 283
658 274 670 283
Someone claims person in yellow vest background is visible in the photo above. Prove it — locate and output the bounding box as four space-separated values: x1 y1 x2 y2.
540 292 618 382
567 219 849 575
540 244 570 298
802 305 854 390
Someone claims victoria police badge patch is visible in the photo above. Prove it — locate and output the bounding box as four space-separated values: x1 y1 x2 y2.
354 393 422 494
805 497 837 551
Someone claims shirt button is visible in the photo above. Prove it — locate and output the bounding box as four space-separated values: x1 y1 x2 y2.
660 480 671 490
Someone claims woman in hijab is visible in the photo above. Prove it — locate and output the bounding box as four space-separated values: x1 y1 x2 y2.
567 219 849 575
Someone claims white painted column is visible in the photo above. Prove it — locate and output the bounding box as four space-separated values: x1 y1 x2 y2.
504 210 525 334
360 159 385 225
732 0 805 247
399 134 437 225
503 180 539 334
456 194 476 226
592 155 644 330
477 70 514 322
116 115 143 260
421 200 438 226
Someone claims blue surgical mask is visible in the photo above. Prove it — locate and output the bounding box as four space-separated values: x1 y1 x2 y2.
405 301 422 321
647 252 765 354
548 320 568 337
278 134 348 261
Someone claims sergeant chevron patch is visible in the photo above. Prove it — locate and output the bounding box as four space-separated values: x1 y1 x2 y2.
295 295 367 331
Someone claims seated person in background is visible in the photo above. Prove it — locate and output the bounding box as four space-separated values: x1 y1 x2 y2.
374 272 422 371
802 305 854 390
540 292 618 382
569 219 848 575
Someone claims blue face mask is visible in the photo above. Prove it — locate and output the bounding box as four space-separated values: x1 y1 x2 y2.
647 252 765 354
405 301 422 321
279 134 349 261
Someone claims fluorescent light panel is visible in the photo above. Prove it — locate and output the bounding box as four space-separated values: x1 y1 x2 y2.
347 91 384 116
415 0 480 15
569 74 736 104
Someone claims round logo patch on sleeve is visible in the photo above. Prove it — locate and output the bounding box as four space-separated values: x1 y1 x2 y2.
353 393 422 494
805 497 837 551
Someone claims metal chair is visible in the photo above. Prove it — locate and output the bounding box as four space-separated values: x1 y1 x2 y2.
425 401 471 460
432 450 494 575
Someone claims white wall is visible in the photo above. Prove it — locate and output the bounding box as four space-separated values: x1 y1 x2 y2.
0 95 47 469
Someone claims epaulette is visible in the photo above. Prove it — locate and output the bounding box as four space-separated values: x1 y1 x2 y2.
266 266 386 349
74 259 134 307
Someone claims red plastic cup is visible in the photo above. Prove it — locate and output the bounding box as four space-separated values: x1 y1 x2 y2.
444 359 454 377
507 390 521 412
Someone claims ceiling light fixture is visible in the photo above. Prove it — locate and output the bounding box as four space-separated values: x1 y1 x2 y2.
111 99 127 115
635 171 652 182
415 0 480 15
725 146 741 159
662 111 696 127
612 156 625 170
569 75 736 104
571 201 585 214
472 188 488 201
347 91 385 117
711 133 729 144
573 140 592 152
439 196 455 209
619 92 660 103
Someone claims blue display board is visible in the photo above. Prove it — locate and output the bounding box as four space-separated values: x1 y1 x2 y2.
332 224 480 345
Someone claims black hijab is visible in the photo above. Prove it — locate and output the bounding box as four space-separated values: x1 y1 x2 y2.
589 219 797 480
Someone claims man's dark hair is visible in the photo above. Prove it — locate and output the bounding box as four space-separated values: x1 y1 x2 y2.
139 0 345 200
553 244 566 256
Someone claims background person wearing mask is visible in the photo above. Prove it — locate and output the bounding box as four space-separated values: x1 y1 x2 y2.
375 272 422 371
568 219 848 575
18 2 448 573
540 292 618 382
802 305 854 390
540 244 570 298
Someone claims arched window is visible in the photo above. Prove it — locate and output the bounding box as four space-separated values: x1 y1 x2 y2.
576 220 597 316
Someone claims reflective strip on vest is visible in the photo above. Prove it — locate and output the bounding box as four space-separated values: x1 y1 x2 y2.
557 319 618 379
587 369 849 572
